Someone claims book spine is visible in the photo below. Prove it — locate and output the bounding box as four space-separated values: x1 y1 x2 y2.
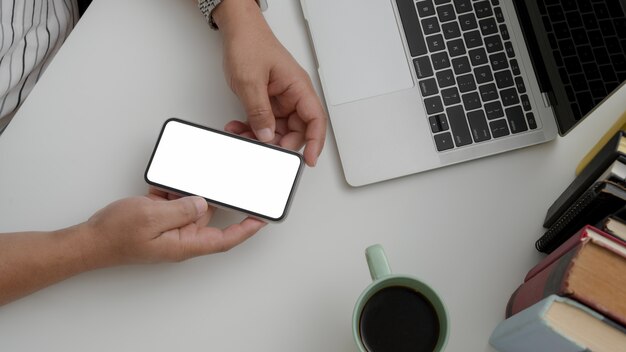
524 226 591 282
506 248 578 318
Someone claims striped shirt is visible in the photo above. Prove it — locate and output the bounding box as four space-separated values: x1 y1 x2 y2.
0 0 78 133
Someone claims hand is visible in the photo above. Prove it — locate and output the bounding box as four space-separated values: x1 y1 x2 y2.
213 0 327 166
81 188 266 267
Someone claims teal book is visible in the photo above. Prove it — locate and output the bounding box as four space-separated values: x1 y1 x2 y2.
489 295 626 352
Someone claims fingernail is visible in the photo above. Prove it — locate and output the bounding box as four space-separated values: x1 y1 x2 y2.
192 197 207 215
256 128 274 142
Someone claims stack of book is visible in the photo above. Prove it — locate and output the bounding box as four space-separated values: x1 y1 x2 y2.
490 127 626 352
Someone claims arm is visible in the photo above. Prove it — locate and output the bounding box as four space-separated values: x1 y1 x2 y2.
0 190 265 306
212 0 328 166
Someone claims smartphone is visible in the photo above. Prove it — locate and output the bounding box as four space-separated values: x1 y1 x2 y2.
145 118 304 222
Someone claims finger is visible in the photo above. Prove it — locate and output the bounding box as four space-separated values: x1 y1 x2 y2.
224 120 251 135
183 217 266 257
297 93 327 166
150 196 208 230
238 82 276 142
279 131 305 151
194 205 215 227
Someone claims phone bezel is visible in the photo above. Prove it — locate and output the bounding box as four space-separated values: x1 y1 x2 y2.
144 118 305 222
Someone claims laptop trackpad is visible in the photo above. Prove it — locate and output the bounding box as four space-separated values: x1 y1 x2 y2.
309 0 414 106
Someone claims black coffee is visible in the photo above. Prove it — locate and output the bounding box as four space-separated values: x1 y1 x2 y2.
359 285 440 352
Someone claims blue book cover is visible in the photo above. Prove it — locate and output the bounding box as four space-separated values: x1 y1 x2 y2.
490 295 626 352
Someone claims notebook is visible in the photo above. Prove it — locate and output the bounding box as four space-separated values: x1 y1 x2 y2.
299 0 626 186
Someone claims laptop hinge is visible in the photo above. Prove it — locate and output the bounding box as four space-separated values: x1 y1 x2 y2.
541 92 551 108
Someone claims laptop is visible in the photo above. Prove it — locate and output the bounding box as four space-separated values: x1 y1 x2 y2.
299 0 626 186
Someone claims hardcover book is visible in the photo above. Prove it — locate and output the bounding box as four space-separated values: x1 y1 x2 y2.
509 233 626 326
525 225 626 282
491 295 626 352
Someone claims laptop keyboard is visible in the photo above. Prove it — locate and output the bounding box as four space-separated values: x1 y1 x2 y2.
396 0 537 152
540 0 626 121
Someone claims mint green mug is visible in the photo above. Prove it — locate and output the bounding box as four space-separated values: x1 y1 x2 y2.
352 244 449 352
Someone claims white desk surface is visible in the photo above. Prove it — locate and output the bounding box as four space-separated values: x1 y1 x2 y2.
1 0 625 351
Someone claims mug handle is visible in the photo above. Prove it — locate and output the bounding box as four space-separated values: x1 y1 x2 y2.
365 244 392 281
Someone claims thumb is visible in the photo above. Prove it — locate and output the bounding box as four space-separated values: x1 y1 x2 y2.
239 82 276 142
151 196 208 230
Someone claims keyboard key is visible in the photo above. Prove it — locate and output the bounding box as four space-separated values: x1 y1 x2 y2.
468 47 488 66
490 119 510 138
479 17 498 35
463 30 483 49
467 110 491 142
457 73 477 92
489 52 508 71
582 13 599 29
441 87 461 105
494 7 504 22
484 34 503 53
426 34 446 52
557 39 576 56
504 41 515 58
396 0 428 57
505 105 528 133
593 3 610 19
474 65 494 84
526 113 537 129
429 114 449 133
419 78 439 96
484 101 504 119
499 24 510 40
565 11 582 27
447 105 473 146
510 59 520 75
499 87 519 106
421 17 442 35
442 21 461 39
589 80 606 99
434 132 455 151
571 29 589 45
546 5 565 22
479 83 499 102
437 4 456 22
553 22 570 39
453 0 472 14
577 91 594 116
494 70 514 88
431 51 451 69
424 95 445 114
520 94 531 111
447 38 467 57
458 13 478 30
474 1 493 18
452 56 471 74
414 56 434 78
436 69 456 88
416 0 436 17
462 91 481 110
514 77 526 93
564 56 582 73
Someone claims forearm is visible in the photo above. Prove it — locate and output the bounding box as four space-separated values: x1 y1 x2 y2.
0 224 100 306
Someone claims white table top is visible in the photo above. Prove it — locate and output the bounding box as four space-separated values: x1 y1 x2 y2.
1 0 625 350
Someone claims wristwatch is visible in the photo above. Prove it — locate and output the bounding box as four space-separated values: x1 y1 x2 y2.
198 0 261 30
197 0 223 29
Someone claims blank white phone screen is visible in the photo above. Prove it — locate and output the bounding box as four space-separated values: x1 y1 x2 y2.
146 120 303 220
